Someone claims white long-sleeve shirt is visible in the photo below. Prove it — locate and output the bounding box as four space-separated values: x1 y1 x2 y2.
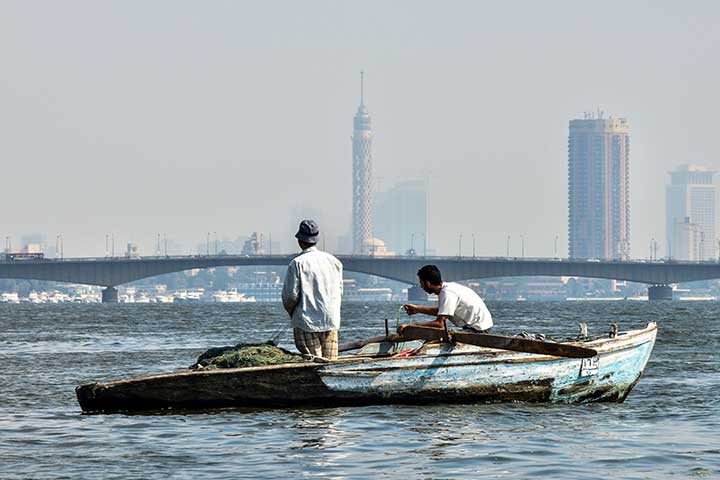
282 246 343 332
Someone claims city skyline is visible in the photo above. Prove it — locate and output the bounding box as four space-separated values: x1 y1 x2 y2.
2 2 720 258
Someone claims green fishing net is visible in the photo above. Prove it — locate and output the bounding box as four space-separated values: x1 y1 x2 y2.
190 342 309 370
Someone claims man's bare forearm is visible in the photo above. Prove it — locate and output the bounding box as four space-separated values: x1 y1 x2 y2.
415 305 439 316
399 315 449 333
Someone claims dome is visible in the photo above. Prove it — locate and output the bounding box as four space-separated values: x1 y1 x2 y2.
362 237 386 247
361 238 394 256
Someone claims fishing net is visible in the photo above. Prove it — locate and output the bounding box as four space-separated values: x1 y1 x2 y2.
189 342 309 370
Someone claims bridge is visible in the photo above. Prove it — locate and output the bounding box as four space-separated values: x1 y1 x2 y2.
2 254 720 301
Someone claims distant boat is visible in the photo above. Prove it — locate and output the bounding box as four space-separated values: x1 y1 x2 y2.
76 323 657 413
211 289 256 303
0 293 20 303
172 289 204 303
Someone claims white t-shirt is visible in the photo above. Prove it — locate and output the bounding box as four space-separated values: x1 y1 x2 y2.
437 282 493 331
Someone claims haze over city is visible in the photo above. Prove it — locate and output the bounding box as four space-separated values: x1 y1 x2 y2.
4 4 720 479
2 1 719 258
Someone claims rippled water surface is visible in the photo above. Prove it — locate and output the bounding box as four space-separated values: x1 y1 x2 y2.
1 301 719 479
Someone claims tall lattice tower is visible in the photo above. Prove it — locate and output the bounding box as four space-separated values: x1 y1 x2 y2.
352 71 373 254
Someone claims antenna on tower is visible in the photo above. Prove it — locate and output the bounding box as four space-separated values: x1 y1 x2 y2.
360 70 365 106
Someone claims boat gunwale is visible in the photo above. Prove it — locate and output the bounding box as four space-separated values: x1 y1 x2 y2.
80 322 657 389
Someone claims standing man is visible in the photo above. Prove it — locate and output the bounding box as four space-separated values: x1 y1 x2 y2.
282 220 344 360
401 264 492 334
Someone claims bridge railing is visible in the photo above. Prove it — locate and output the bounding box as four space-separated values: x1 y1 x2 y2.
0 254 295 263
1 252 719 266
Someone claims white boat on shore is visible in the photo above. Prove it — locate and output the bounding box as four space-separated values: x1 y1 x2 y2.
0 292 20 303
211 289 256 303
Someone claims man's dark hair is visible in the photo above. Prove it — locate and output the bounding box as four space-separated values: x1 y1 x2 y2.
417 265 442 285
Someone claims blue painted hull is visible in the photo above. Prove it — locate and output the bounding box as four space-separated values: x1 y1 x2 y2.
76 323 657 413
320 323 657 404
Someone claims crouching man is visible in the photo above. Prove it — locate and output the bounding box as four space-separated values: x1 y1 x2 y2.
282 220 344 360
401 264 492 334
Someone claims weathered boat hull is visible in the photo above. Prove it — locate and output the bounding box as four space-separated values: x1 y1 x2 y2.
76 323 657 413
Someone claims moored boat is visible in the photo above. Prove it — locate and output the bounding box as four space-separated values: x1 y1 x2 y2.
76 322 657 413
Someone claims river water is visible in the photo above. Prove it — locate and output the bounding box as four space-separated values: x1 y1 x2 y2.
1 301 718 479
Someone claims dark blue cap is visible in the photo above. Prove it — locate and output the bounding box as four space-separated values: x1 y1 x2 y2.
295 220 319 244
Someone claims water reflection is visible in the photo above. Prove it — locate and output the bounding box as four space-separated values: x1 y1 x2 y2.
286 408 347 451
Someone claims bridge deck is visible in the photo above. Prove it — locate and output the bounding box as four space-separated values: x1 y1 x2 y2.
1 255 719 287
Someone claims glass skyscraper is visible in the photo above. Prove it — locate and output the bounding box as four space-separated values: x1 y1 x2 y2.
666 165 717 261
374 180 428 256
568 114 630 259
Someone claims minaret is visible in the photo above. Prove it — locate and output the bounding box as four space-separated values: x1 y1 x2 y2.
352 71 373 254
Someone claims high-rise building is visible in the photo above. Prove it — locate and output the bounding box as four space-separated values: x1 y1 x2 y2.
568 113 630 259
352 71 373 254
666 164 717 261
374 179 428 256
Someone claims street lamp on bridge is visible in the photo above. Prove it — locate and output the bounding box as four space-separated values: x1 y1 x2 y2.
419 233 427 257
650 237 654 260
56 235 63 259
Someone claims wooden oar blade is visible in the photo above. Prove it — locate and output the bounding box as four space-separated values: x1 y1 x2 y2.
338 334 402 352
451 331 597 358
338 326 447 353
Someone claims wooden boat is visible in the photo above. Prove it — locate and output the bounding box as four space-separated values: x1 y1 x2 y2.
76 322 657 413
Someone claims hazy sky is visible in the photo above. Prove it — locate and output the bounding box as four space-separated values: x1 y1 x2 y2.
2 1 719 257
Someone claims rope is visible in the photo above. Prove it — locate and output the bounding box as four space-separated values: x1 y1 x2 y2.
268 322 292 345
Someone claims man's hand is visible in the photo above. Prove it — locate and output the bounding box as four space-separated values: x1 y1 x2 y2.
403 304 419 315
397 324 409 335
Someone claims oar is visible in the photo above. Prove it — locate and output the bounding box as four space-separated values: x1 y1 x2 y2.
338 319 401 353
401 325 597 359
338 334 403 353
451 331 597 358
